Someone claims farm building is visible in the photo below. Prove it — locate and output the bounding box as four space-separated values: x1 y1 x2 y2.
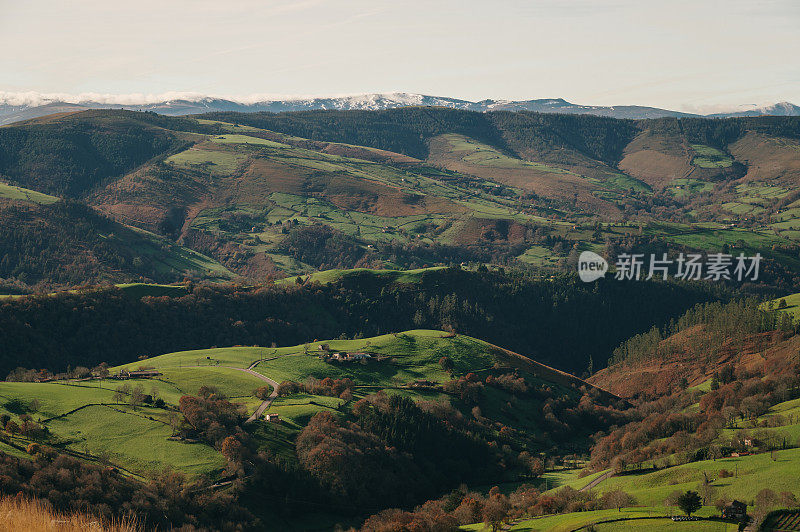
327 352 372 362
264 413 281 423
114 369 162 379
721 500 747 520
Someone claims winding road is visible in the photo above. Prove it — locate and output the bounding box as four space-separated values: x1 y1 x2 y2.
238 361 279 423
185 363 279 423
579 470 615 492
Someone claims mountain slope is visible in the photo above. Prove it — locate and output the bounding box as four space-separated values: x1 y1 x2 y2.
0 196 233 291
3 108 800 285
0 110 212 196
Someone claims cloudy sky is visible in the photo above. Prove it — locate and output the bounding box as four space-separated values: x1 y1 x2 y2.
1 0 798 112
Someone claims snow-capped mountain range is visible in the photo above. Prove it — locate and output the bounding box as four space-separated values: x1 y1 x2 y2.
0 92 798 125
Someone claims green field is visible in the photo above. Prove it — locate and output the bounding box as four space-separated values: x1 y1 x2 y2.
541 468 607 491
0 182 60 204
464 506 724 532
115 283 190 298
0 379 226 476
767 292 800 320
47 404 225 476
667 179 714 199
157 367 265 405
691 144 733 168
588 448 800 507
123 330 498 386
210 134 290 148
602 173 652 193
276 266 447 286
123 226 235 280
0 381 117 419
166 144 249 175
517 245 562 267
0 282 191 302
441 134 574 174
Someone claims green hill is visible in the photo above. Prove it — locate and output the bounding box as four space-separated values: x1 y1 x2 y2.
0 330 615 481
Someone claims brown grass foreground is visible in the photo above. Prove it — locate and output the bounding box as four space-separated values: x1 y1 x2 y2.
0 495 137 532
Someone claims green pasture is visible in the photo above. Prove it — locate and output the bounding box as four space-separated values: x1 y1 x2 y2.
277 266 446 286
464 506 720 532
441 134 573 174
589 448 800 507
0 182 59 204
766 292 800 320
47 404 225 476
120 330 496 389
690 144 733 168
0 382 115 419
123 226 234 280
210 134 290 148
667 178 713 199
166 145 249 175
517 245 562 267
115 283 190 298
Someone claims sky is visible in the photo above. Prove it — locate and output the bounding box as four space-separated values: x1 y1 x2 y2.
1 0 799 113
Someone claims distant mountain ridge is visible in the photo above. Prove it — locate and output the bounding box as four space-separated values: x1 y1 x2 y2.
1 92 798 125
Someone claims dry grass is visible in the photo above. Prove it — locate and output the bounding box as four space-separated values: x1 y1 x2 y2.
617 130 692 188
0 495 137 531
729 131 800 182
588 328 799 398
426 134 621 218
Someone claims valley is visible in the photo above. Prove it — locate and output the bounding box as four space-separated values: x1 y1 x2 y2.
0 107 799 531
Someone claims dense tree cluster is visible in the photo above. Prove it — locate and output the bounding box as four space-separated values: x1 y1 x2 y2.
0 451 255 529
0 110 208 197
0 199 186 288
0 269 716 377
591 301 800 471
356 395 497 495
178 386 246 448
276 377 354 399
610 299 792 366
296 411 425 509
359 482 638 531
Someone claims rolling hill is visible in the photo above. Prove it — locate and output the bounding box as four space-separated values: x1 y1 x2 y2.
2 108 800 287
0 329 624 530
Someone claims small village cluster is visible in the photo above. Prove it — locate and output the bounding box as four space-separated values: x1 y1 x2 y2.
317 344 372 363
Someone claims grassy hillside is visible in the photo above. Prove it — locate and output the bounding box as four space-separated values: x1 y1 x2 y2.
464 507 730 531
581 448 800 509
0 330 612 481
0 181 59 204
768 292 800 320
275 266 447 285
2 109 800 284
